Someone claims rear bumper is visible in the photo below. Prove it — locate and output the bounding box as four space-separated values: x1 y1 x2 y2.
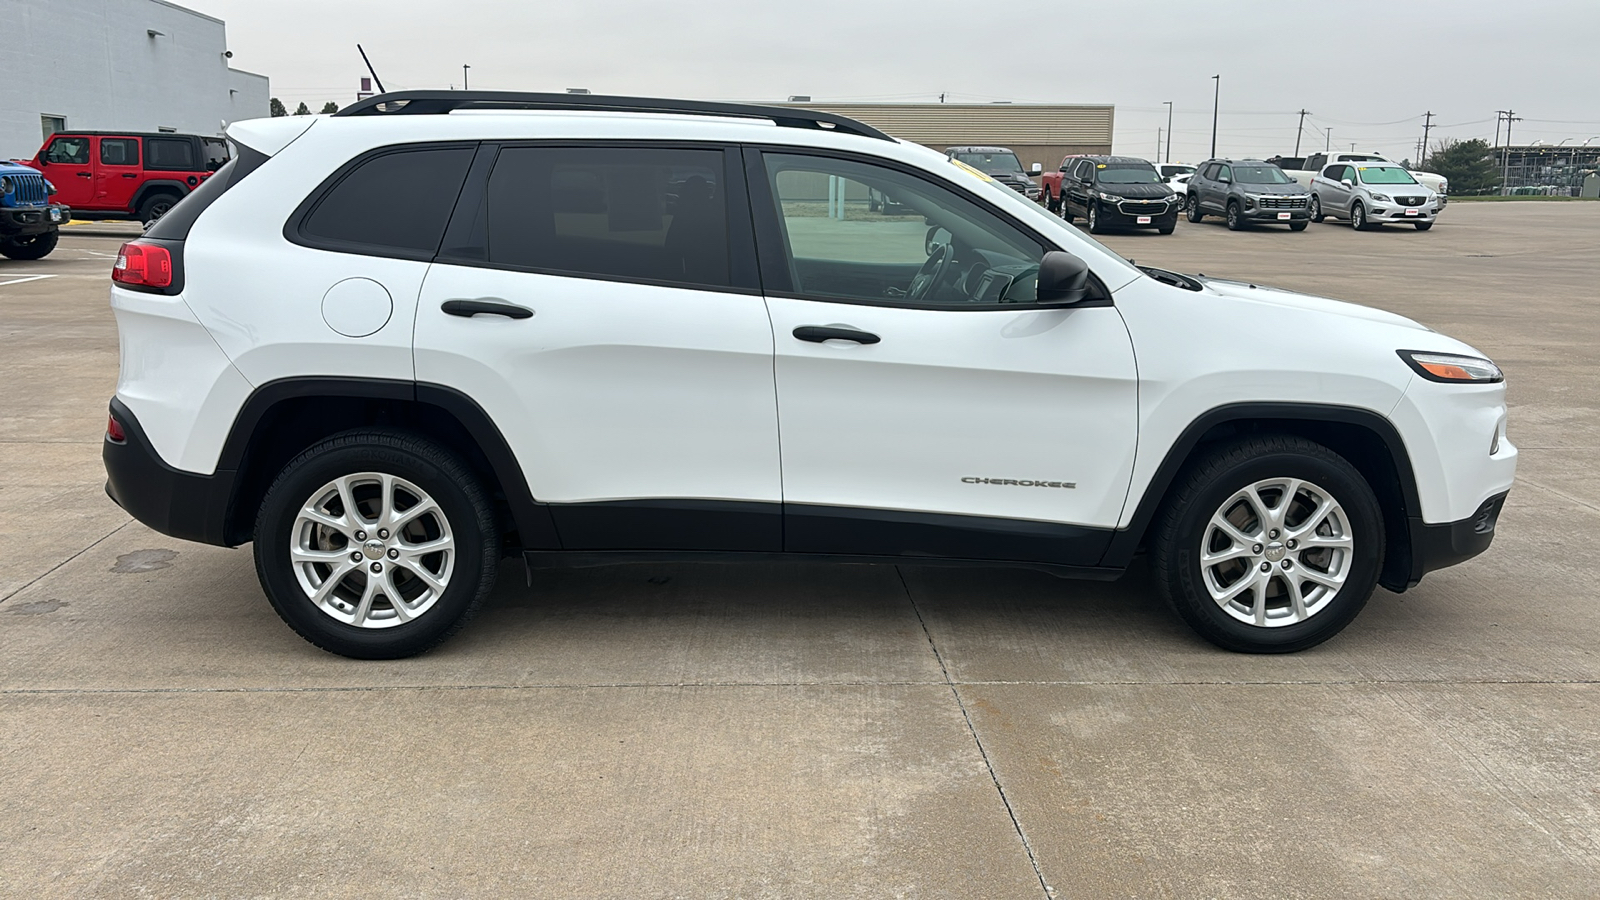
0 204 69 236
1401 491 1508 589
103 397 236 546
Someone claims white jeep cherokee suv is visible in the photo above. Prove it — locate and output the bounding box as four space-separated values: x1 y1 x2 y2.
103 92 1515 659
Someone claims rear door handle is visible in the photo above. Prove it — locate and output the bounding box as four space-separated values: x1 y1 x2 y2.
76 172 92 178
793 325 880 345
441 298 533 319
122 173 137 178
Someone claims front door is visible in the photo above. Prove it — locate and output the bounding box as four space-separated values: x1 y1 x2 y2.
749 149 1139 565
414 143 782 551
96 137 141 211
38 135 94 208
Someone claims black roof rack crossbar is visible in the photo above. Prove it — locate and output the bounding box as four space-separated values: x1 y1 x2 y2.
333 91 894 142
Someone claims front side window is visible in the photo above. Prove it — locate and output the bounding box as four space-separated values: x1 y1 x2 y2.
1356 166 1418 185
1074 160 1095 180
45 137 89 165
1233 165 1292 184
100 138 139 166
146 138 196 170
301 145 475 255
479 146 729 288
760 152 1044 307
1217 165 1234 182
1201 163 1222 180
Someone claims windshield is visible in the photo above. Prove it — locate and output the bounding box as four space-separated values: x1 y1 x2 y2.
1357 166 1418 185
1234 165 1293 184
1098 165 1161 185
954 152 1025 175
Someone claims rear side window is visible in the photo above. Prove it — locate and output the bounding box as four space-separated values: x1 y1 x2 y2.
299 145 475 256
146 138 196 170
478 146 729 288
100 138 139 166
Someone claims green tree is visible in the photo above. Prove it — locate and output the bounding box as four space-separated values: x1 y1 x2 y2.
269 97 288 117
1427 138 1499 195
294 102 311 116
319 101 340 114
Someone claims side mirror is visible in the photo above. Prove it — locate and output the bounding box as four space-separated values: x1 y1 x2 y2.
1030 162 1043 175
1036 251 1091 306
1219 176 1232 184
1341 179 1354 189
35 157 48 166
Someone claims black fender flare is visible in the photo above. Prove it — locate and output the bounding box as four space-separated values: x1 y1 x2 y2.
130 180 190 213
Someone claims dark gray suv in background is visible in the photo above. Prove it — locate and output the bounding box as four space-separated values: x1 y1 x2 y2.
1185 159 1313 231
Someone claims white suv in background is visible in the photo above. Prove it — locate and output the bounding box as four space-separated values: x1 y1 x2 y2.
104 92 1515 659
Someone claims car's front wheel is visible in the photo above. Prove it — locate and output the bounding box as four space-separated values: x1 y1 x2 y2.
1152 435 1382 653
1289 220 1309 232
1414 221 1433 231
1186 194 1204 222
253 430 499 659
1309 195 1325 223
0 231 58 260
1226 200 1244 230
1087 202 1108 233
1351 201 1371 231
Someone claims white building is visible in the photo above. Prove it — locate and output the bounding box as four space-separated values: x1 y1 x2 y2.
1 0 269 159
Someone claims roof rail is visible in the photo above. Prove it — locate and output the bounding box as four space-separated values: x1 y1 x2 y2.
333 91 894 142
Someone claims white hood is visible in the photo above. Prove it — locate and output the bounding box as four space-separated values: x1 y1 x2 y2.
1197 277 1431 332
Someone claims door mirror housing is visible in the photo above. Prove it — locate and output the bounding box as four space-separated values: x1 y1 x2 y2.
1341 179 1354 189
1036 251 1091 306
1029 162 1043 175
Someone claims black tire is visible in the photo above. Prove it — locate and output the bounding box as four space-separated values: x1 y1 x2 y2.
1351 201 1370 231
1414 221 1433 231
1061 195 1075 223
1157 219 1176 235
1186 194 1204 223
1289 220 1309 232
253 430 499 659
1152 435 1383 654
0 231 58 260
1087 202 1108 234
1226 200 1244 231
138 192 181 225
1046 188 1060 213
1309 195 1325 223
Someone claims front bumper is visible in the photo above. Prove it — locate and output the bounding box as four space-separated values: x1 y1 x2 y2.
1400 492 1508 589
1099 201 1182 227
1369 203 1440 222
0 204 70 236
1240 203 1311 222
104 397 236 546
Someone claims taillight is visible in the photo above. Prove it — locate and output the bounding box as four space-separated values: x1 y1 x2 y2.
112 241 173 288
106 414 126 443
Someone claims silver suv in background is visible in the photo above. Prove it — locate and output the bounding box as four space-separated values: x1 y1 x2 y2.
1184 159 1313 231
1309 162 1441 231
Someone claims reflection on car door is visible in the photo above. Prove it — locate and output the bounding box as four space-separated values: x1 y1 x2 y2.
414 143 782 551
749 149 1139 565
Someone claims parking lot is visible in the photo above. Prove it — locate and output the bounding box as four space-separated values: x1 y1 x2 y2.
2 203 1597 897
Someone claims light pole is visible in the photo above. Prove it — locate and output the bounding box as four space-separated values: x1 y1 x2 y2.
1164 100 1173 162
463 64 470 91
1294 109 1310 158
1210 76 1220 158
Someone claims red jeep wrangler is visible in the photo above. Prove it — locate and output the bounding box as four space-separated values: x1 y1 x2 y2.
30 132 230 224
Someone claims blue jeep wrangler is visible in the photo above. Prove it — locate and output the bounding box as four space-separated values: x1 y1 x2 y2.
0 160 71 260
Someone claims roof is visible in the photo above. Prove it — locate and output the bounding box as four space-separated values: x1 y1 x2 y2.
44 131 220 140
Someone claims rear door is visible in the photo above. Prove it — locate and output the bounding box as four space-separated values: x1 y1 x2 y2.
38 135 94 208
414 143 782 551
96 137 142 211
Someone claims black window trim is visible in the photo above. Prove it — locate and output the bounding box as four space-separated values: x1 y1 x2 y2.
285 140 481 262
143 135 202 172
742 143 1111 312
431 139 763 296
99 137 140 167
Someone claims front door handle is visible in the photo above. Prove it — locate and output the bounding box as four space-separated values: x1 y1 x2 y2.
76 172 92 178
793 325 880 345
441 298 533 319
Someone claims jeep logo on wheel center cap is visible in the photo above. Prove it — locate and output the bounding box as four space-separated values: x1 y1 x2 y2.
362 539 386 560
1264 542 1287 562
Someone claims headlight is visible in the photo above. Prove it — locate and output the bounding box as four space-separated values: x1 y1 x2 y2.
44 179 57 195
1370 192 1392 202
1098 192 1124 202
1398 350 1504 384
0 177 12 195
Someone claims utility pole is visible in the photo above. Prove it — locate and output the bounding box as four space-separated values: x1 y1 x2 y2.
1164 100 1174 162
1501 110 1520 195
1325 127 1331 152
939 92 946 104
1294 109 1310 158
1420 111 1435 167
463 64 470 91
1210 75 1220 158
1157 128 1162 161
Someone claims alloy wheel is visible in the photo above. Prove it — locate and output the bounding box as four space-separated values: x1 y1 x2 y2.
1199 477 1353 628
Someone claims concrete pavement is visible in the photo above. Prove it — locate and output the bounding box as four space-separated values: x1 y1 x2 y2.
1 206 1596 897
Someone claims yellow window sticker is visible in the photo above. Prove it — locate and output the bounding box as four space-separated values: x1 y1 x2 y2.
949 158 994 182
1097 164 1107 168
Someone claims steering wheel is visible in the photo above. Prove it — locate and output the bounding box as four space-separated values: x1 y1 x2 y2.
908 241 954 302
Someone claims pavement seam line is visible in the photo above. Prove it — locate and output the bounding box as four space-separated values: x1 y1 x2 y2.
1514 475 1600 516
896 566 1055 900
0 520 130 605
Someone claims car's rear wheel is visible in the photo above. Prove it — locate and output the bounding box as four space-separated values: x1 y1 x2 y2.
253 430 499 659
1186 194 1204 222
1309 195 1325 223
1414 221 1433 231
1226 200 1244 230
1152 435 1382 653
0 231 58 260
138 193 181 225
1351 201 1370 231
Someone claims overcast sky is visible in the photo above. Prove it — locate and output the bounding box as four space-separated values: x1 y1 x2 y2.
192 0 1600 164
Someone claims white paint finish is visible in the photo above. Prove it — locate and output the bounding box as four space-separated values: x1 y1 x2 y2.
765 298 1139 528
0 0 269 159
110 284 251 473
225 117 315 157
320 278 393 338
415 264 781 505
1389 380 1517 523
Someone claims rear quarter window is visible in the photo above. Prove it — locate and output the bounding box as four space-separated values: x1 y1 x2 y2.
146 138 197 170
293 145 475 258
